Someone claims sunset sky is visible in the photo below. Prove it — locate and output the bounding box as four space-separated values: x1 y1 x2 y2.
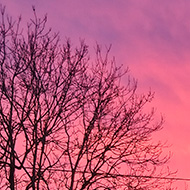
1 0 190 188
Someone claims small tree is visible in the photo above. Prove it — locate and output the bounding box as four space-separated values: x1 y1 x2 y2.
0 6 174 190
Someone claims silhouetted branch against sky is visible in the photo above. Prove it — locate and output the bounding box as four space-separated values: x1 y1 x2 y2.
0 5 180 190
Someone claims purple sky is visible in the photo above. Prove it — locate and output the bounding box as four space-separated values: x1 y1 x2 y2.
1 0 190 188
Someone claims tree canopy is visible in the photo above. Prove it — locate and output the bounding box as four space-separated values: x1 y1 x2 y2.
0 6 174 190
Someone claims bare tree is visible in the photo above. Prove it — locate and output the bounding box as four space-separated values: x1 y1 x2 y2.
0 6 174 190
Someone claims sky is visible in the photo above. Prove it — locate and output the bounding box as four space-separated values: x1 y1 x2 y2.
1 0 190 189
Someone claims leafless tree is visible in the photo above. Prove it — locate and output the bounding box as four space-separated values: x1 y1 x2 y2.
0 6 175 190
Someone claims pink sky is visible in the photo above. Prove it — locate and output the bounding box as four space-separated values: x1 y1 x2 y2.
1 0 190 188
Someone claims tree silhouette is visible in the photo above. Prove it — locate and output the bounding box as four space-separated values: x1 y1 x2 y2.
0 6 174 190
